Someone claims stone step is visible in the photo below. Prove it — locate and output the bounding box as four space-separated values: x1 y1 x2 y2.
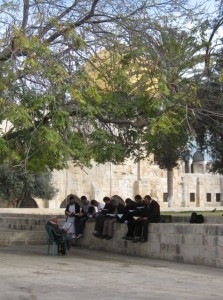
0 215 66 231
0 230 47 246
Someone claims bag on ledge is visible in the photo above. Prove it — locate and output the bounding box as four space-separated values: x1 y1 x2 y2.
189 212 204 224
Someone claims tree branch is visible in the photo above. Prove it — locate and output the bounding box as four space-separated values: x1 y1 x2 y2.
22 0 30 29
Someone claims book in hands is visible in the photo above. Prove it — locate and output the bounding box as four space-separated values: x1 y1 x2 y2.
117 214 124 219
62 222 73 230
107 213 116 217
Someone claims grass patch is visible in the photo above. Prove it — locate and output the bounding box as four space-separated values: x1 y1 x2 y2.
161 211 223 216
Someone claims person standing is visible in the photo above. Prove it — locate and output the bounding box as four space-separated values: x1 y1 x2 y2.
133 195 160 243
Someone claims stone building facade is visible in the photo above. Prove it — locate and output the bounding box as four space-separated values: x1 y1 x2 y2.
1 152 222 209
44 152 223 209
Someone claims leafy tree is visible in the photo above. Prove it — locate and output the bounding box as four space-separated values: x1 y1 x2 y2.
78 25 205 206
194 48 223 173
0 0 207 173
0 164 58 207
0 0 214 207
193 3 223 174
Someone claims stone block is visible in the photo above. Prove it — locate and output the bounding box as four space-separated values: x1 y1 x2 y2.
162 223 175 234
217 236 223 247
216 226 223 235
175 224 184 234
184 234 203 245
204 225 218 235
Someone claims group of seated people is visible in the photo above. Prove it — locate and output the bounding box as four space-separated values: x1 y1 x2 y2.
92 194 160 243
46 193 160 254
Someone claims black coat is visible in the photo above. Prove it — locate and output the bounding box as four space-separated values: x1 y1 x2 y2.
65 203 80 216
143 200 160 223
101 202 116 215
120 201 138 222
46 221 66 240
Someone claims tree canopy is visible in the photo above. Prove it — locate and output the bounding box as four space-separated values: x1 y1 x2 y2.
0 0 220 177
0 164 57 207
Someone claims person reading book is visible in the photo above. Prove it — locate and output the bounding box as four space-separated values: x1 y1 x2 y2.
46 216 72 254
65 195 80 239
62 222 73 230
75 195 93 240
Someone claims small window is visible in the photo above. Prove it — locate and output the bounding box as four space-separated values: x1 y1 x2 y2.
206 193 211 202
163 193 168 202
190 193 195 202
216 193 221 202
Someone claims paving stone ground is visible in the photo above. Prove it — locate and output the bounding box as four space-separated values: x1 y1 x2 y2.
0 244 223 300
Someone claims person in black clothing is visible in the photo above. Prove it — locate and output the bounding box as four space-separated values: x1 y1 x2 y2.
133 195 160 243
46 216 71 255
92 196 116 237
101 202 126 240
118 198 136 223
122 195 146 240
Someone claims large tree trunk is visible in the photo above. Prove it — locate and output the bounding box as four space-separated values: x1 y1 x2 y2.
167 169 174 207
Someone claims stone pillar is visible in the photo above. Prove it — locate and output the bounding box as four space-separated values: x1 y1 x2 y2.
181 161 185 174
196 177 200 207
202 161 207 174
180 176 186 207
188 159 193 173
196 177 205 207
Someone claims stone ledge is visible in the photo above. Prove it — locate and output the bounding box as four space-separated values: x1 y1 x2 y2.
77 222 223 268
1 214 223 268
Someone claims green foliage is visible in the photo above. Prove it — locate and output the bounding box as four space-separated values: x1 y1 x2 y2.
195 47 223 174
89 128 127 164
0 164 58 205
0 0 214 176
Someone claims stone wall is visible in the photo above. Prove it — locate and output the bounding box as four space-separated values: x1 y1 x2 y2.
50 159 223 209
78 222 223 268
1 214 223 268
1 158 223 209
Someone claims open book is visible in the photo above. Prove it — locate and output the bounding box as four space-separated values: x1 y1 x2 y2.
106 213 116 217
117 214 124 219
62 222 73 230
